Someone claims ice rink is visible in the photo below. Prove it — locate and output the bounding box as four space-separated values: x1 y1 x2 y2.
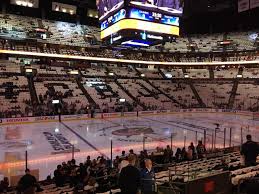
0 112 259 180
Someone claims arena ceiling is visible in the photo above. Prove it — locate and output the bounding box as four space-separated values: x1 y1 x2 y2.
2 0 258 34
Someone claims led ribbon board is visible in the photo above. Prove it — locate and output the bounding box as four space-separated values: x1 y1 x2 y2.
101 18 179 39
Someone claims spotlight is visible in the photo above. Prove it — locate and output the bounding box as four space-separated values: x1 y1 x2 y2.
69 70 79 75
54 128 59 133
25 68 33 73
16 0 22 5
27 2 33 7
52 100 60 104
55 6 60 11
21 1 27 6
165 73 172 78
119 99 126 103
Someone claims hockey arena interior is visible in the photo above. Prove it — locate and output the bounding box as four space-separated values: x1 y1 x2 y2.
0 0 259 194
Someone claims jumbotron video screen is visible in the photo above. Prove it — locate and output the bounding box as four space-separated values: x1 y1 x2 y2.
97 0 184 46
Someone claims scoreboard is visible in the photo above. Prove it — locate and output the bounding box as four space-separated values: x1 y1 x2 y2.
97 0 183 46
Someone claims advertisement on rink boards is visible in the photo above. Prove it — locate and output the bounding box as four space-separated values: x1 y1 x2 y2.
102 112 122 118
61 114 89 121
0 109 254 125
0 116 59 124
123 112 137 116
0 117 33 124
34 116 57 122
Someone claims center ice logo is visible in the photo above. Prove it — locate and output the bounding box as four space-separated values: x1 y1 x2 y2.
111 127 154 138
99 124 177 143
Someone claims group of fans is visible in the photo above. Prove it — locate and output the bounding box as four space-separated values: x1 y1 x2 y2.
0 135 258 194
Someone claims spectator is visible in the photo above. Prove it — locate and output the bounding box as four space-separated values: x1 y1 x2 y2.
61 162 69 176
196 140 206 159
164 145 173 163
85 155 92 166
0 177 9 193
54 165 64 187
143 150 149 158
129 149 138 167
78 163 87 182
69 159 79 187
129 149 137 158
189 142 196 159
119 155 141 194
17 169 41 194
187 146 193 161
119 157 129 173
140 159 155 194
84 177 98 194
175 148 182 162
121 150 126 159
181 147 187 161
139 151 146 169
42 175 53 186
241 134 258 166
113 156 120 169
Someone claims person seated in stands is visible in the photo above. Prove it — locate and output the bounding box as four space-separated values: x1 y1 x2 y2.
187 146 193 161
129 149 138 167
189 142 197 159
164 145 173 163
241 134 259 167
143 150 149 158
155 147 163 155
196 140 206 159
175 148 182 162
181 147 187 161
129 149 137 158
97 159 110 191
88 159 98 177
17 169 43 194
0 177 9 193
85 155 92 167
61 162 69 178
54 165 65 187
140 150 149 166
70 159 79 187
41 175 53 186
121 150 126 159
84 177 98 194
113 156 120 169
119 157 129 173
77 163 88 184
